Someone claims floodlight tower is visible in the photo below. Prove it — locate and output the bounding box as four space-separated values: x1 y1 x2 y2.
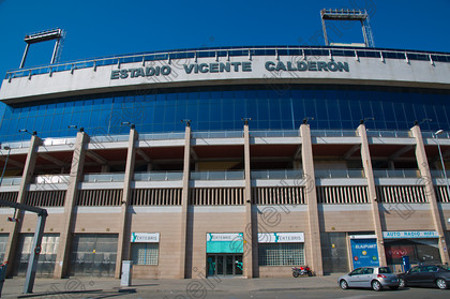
19 28 65 69
320 8 375 48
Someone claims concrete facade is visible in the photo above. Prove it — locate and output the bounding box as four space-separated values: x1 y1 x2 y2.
1 46 450 279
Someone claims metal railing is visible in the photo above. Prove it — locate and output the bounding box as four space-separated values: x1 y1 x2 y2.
190 171 244 180
0 141 31 149
373 169 420 178
250 130 299 137
139 132 186 140
315 169 364 178
192 131 243 138
422 131 450 139
83 173 125 183
134 171 183 181
35 175 70 184
311 130 358 137
89 135 130 143
42 137 76 147
6 45 450 80
251 169 304 180
366 130 411 138
0 177 22 186
430 170 450 179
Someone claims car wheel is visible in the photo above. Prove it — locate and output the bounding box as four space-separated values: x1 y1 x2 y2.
372 280 382 291
436 278 447 290
399 278 406 288
292 271 299 278
340 280 348 290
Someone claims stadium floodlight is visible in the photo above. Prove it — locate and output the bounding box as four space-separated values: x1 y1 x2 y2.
121 122 135 129
20 28 65 69
302 117 314 124
68 125 84 132
320 8 375 47
241 118 252 125
18 129 37 136
360 117 375 124
181 119 191 126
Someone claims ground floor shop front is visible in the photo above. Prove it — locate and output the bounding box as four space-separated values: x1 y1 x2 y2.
1 229 447 279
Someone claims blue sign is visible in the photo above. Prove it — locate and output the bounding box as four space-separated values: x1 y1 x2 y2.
351 239 379 268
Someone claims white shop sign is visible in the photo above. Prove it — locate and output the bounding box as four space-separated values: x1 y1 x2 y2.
131 232 160 243
258 232 304 243
382 231 438 239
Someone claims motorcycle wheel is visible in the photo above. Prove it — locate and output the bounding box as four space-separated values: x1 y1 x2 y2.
292 271 299 278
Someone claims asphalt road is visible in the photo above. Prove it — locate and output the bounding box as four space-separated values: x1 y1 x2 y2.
3 275 448 299
36 286 448 299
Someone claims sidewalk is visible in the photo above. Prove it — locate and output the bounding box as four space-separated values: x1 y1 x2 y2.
0 273 342 298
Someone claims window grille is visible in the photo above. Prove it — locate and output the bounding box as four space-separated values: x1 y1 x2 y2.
131 243 159 265
258 243 304 266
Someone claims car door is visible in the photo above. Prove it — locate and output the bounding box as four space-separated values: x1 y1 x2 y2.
359 267 375 288
348 268 364 287
420 265 438 286
405 266 421 285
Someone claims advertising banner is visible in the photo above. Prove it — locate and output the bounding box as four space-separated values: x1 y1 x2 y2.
350 238 379 268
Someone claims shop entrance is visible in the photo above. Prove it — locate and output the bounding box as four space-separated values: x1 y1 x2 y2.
206 254 243 277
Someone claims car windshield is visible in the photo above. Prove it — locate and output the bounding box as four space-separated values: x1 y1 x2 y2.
378 267 392 274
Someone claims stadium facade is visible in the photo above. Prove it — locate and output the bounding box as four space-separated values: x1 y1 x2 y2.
0 45 450 279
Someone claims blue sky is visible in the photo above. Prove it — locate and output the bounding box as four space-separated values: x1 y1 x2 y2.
0 0 449 77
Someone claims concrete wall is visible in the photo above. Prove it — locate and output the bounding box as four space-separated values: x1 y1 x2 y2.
2 54 450 104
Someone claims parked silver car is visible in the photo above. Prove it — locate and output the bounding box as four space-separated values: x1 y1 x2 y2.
338 266 400 291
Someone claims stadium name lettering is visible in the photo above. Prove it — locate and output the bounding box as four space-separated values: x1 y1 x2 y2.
110 60 350 79
265 61 349 72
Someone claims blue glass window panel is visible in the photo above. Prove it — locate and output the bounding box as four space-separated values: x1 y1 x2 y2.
407 53 429 61
331 49 355 57
304 49 329 56
170 52 195 59
357 51 381 58
383 52 406 59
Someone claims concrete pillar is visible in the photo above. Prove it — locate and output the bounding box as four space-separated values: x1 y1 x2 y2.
115 127 137 278
54 131 88 278
357 124 387 266
300 124 323 276
243 122 254 278
4 134 40 277
179 123 191 278
411 125 450 264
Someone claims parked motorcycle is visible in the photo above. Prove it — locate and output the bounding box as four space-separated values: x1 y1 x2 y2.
292 266 313 277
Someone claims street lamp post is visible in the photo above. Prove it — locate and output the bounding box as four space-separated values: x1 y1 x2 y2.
0 146 11 186
434 130 450 201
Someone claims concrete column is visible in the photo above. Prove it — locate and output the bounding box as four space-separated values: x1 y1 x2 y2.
115 127 137 278
4 134 40 276
300 124 323 276
243 122 254 278
411 125 450 264
357 124 387 266
54 131 88 278
179 123 191 278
